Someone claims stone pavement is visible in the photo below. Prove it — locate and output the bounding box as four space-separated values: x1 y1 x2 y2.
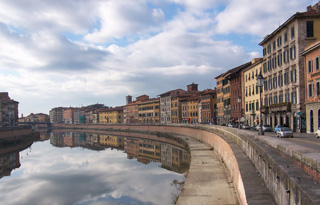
176 135 239 205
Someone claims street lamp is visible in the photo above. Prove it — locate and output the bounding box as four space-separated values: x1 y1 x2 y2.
257 72 265 135
237 96 241 127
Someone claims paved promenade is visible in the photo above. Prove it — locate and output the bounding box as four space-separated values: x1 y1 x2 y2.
176 135 239 205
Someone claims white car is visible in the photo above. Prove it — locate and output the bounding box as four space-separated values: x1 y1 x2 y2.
316 128 320 138
276 127 293 138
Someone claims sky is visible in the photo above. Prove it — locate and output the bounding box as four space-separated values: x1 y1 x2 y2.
0 0 317 116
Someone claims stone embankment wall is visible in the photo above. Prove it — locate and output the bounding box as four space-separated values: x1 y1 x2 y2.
51 123 320 205
0 126 33 141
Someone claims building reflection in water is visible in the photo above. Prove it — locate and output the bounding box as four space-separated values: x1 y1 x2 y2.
49 131 190 173
0 152 21 179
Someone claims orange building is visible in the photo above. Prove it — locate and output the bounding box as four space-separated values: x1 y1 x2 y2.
301 41 320 133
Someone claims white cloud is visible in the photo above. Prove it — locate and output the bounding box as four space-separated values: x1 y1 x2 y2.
215 0 315 36
84 0 165 43
2 0 312 115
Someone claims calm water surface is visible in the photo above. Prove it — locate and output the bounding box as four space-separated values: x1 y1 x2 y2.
0 131 190 205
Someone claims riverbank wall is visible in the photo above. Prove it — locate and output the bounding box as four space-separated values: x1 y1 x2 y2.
50 123 320 205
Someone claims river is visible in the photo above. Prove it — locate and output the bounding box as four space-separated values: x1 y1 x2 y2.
0 130 190 205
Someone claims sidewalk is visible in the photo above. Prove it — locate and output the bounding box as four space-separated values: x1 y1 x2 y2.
176 135 239 205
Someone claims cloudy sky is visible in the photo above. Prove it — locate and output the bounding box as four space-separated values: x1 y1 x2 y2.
0 0 317 115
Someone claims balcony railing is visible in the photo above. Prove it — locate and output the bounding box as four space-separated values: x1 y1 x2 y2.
262 102 291 114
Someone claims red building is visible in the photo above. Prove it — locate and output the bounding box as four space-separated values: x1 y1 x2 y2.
227 62 252 124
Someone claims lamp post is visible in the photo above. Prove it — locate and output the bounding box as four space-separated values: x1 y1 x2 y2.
257 72 265 135
237 96 241 128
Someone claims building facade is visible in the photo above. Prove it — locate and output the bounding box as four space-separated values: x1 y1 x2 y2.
159 89 187 124
243 59 263 125
259 3 320 132
138 98 160 124
301 41 320 133
215 74 225 125
99 106 124 124
0 92 19 127
229 62 251 125
200 89 216 124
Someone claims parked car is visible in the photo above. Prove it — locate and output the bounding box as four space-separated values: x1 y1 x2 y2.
228 123 235 127
316 128 320 138
240 124 250 129
256 124 272 132
274 125 285 132
262 124 272 132
276 127 293 138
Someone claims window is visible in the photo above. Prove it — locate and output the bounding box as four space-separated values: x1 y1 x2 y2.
291 91 297 104
308 83 314 97
246 87 248 96
267 45 271 54
291 26 295 38
285 92 290 102
256 101 259 110
268 78 272 90
284 70 289 85
277 36 282 47
256 85 258 94
284 32 288 42
272 56 277 69
316 82 320 96
267 58 272 71
308 60 313 73
273 75 277 89
315 57 320 70
264 97 268 107
279 93 283 103
263 62 267 73
252 85 254 95
249 87 251 96
269 96 272 105
264 80 268 91
290 45 296 60
278 72 283 87
246 103 248 112
252 102 255 111
273 41 276 50
274 95 278 104
263 48 266 56
306 21 314 38
277 53 282 66
291 68 296 83
249 102 252 111
283 49 289 63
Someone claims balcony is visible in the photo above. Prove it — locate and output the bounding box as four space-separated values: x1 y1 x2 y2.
269 102 291 112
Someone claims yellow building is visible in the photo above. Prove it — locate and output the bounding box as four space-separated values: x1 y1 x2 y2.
187 95 200 124
138 97 160 124
242 58 263 126
139 140 161 161
99 106 124 124
215 74 225 125
100 135 124 148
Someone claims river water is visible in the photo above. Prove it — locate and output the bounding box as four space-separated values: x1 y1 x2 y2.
0 131 190 205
